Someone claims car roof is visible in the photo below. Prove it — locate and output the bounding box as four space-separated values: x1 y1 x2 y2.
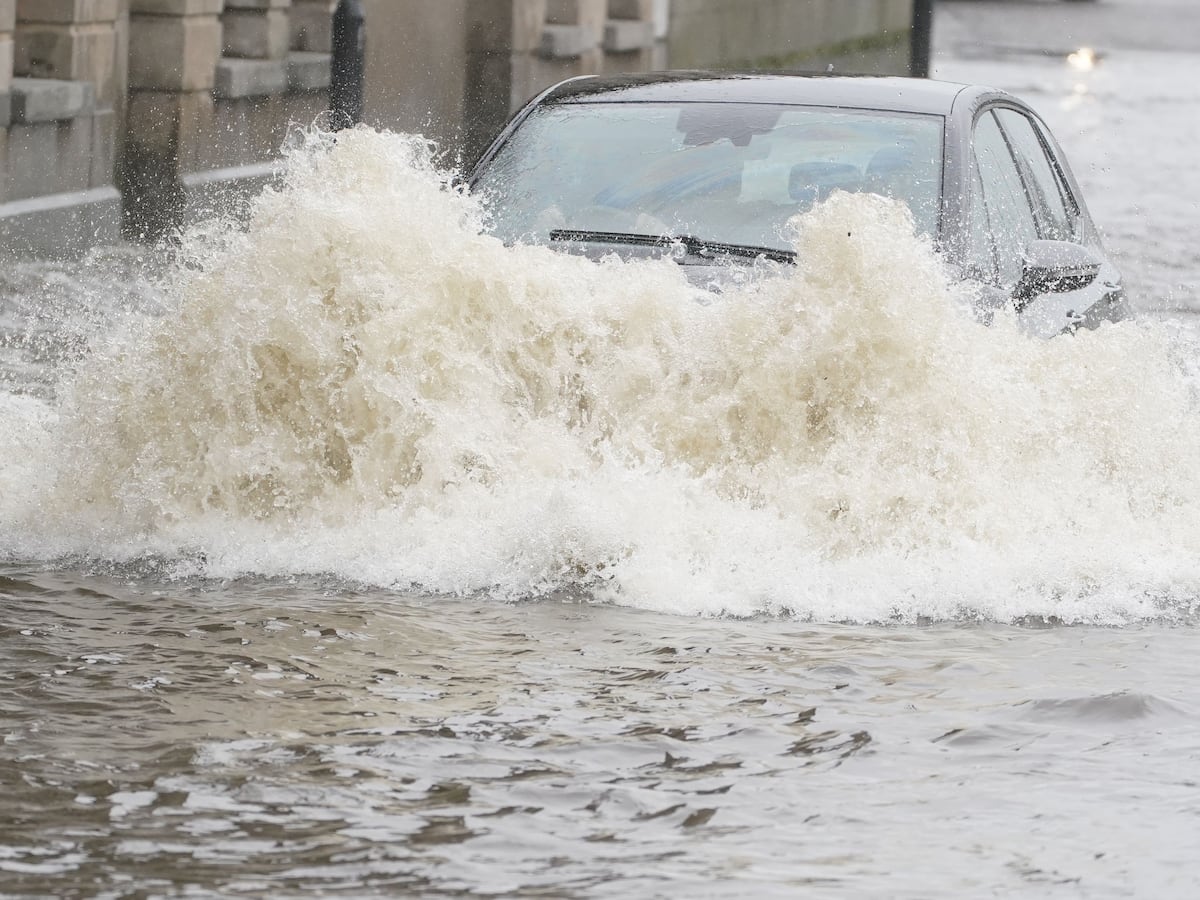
541 72 976 117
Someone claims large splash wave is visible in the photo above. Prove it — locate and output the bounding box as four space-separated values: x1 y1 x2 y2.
3 128 1200 622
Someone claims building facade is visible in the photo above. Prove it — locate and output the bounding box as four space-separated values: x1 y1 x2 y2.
0 0 915 255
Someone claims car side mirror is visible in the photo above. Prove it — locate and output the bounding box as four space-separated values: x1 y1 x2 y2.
1013 240 1102 312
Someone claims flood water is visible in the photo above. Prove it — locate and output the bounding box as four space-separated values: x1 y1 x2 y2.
3 2 1200 897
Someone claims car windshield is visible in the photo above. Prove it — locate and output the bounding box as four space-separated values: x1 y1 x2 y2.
475 101 944 254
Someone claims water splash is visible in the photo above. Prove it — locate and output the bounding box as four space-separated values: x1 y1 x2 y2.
3 127 1200 623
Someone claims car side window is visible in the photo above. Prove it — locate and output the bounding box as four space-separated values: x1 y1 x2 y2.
965 164 998 284
972 111 1038 287
994 108 1076 241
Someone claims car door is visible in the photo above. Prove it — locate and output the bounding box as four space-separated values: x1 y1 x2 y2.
966 107 1123 336
993 107 1127 334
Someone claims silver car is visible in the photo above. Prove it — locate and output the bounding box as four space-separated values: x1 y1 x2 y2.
470 73 1128 335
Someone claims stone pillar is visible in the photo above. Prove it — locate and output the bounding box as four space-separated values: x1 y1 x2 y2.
112 0 129 149
127 0 221 92
222 0 290 60
13 0 120 106
9 0 122 208
0 1 12 203
290 0 333 52
607 0 650 16
616 0 669 42
0 1 13 133
214 0 293 151
463 0 545 160
602 0 655 67
123 0 223 237
541 0 604 60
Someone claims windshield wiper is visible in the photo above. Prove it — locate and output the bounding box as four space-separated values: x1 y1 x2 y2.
549 229 796 265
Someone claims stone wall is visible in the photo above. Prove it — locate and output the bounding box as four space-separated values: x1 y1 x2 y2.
0 0 125 254
123 0 331 240
0 0 333 252
666 0 914 70
0 0 915 254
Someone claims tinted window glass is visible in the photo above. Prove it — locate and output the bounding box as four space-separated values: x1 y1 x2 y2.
972 111 1038 286
965 164 998 284
475 103 944 252
995 108 1075 241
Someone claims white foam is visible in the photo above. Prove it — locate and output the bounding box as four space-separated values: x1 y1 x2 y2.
3 127 1200 622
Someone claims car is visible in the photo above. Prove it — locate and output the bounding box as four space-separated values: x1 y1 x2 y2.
469 72 1128 336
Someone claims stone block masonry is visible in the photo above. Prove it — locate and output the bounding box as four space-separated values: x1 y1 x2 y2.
545 0 605 43
214 56 287 98
2 74 119 250
131 0 224 13
10 75 93 123
16 1 121 23
222 0 291 59
285 49 329 92
2 0 121 248
665 0 914 71
123 0 327 240
6 80 99 200
0 4 12 129
0 1 12 194
128 12 222 91
14 0 120 107
290 0 334 52
122 0 221 241
603 18 653 54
